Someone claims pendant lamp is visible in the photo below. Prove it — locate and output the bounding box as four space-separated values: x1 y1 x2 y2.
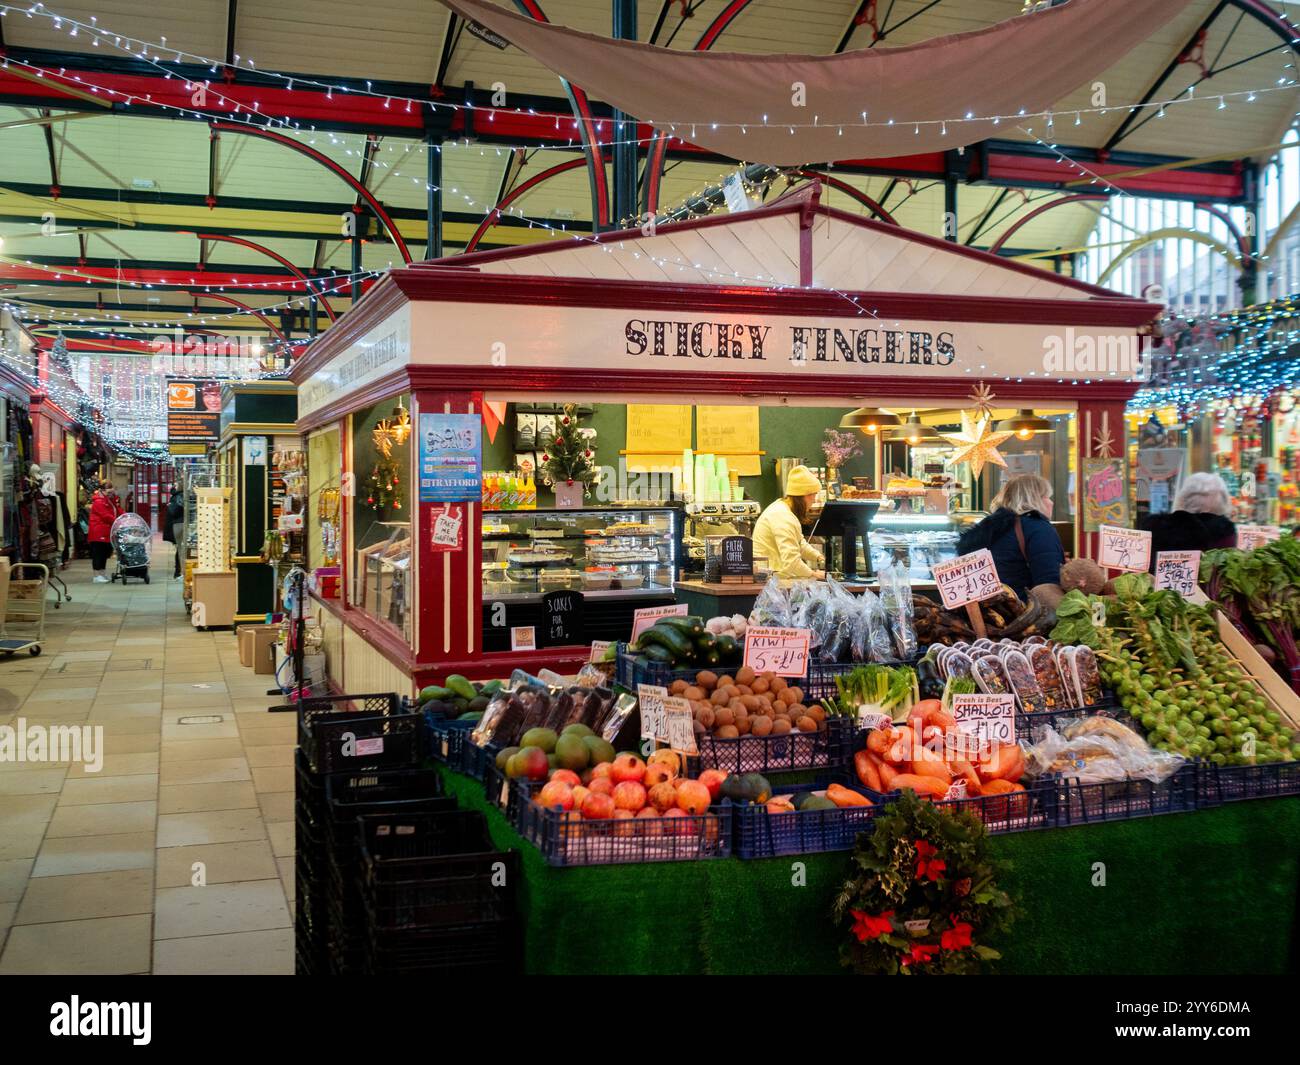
884 411 942 446
839 407 902 434
995 409 1055 440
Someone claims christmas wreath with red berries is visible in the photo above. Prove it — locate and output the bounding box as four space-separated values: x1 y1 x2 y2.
831 791 1013 974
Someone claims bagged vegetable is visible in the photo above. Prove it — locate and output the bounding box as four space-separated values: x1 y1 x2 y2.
877 561 917 660
1022 717 1184 784
749 575 793 628
852 585 895 663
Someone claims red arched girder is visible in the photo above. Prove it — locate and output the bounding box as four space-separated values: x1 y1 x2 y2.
193 292 288 342
796 170 897 225
988 193 1109 254
186 232 338 320
465 156 600 253
513 0 610 230
642 0 759 215
210 121 412 263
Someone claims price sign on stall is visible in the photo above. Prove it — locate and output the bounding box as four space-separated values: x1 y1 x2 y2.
931 549 1003 610
589 640 612 663
1238 524 1283 550
1098 525 1152 573
664 695 698 754
950 693 1017 748
631 603 688 643
742 626 811 677
637 684 668 741
1154 550 1201 597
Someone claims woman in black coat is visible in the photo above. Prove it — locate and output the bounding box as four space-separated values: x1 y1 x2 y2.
957 474 1064 602
1137 472 1237 570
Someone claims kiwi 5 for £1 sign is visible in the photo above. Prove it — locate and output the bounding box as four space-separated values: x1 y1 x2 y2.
742 626 811 677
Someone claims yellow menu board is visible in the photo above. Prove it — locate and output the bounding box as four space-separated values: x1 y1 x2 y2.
696 405 761 476
626 404 692 471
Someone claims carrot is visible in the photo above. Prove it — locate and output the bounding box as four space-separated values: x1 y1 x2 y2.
854 749 882 792
866 728 893 756
929 711 957 733
878 761 899 791
826 783 873 808
981 744 1025 783
949 758 982 792
889 774 949 799
980 777 1017 795
909 754 953 785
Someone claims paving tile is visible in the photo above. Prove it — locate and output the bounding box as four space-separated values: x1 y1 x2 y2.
67 752 159 778
154 879 291 939
0 825 50 862
46 800 157 838
266 821 294 858
250 766 294 793
256 791 293 824
0 769 67 795
156 808 267 848
22 686 99 703
0 794 59 829
159 738 247 762
0 914 152 975
155 840 278 889
239 726 297 747
152 928 292 975
245 745 294 768
159 758 251 785
0 858 34 903
159 781 257 815
160 720 239 741
58 775 159 806
16 868 153 924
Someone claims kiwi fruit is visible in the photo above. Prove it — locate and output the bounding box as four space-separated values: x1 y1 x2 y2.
771 718 792 735
735 716 752 735
770 676 787 694
714 707 735 728
751 715 773 737
683 686 706 702
778 689 797 707
796 716 817 732
787 685 805 703
670 679 689 695
735 666 756 687
715 676 735 690
716 724 740 739
711 689 732 706
695 670 719 689
695 705 716 729
752 677 771 694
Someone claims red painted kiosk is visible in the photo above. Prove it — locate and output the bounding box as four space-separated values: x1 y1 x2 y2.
290 184 1158 696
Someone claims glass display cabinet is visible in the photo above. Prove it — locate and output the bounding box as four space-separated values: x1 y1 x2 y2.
869 509 987 583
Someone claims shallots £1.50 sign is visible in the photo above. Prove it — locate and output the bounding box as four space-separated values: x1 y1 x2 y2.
742 626 811 677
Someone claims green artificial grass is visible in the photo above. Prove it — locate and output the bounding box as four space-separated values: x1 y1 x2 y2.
440 769 1300 975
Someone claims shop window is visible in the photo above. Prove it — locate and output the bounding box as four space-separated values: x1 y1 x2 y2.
307 425 342 573
349 394 412 644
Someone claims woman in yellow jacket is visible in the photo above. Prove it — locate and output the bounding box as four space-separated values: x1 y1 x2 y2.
751 465 826 580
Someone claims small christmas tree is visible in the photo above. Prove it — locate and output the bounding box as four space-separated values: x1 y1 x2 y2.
539 404 597 489
365 454 403 513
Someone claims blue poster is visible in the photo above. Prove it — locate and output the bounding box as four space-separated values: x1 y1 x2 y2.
418 413 481 502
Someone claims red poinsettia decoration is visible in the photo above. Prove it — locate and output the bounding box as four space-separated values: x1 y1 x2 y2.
914 840 947 881
941 922 974 951
849 909 894 942
900 943 940 967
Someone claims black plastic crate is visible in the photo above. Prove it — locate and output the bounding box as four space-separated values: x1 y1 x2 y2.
688 715 856 775
801 656 920 704
363 917 523 976
615 643 711 691
298 697 422 774
515 781 732 866
1014 699 1120 743
734 778 888 859
1052 761 1206 824
1198 759 1300 803
857 777 1058 833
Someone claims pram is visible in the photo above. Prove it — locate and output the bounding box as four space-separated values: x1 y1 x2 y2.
109 512 153 585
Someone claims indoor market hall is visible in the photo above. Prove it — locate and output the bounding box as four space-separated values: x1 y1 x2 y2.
0 547 296 975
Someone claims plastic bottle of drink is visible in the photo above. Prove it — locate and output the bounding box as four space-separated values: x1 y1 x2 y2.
525 473 536 509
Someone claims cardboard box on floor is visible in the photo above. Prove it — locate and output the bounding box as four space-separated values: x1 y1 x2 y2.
237 623 280 675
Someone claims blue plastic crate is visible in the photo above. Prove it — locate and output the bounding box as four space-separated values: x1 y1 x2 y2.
1052 761 1206 824
1197 759 1300 803
423 712 478 771
1014 698 1120 744
516 788 732 867
460 739 501 783
733 777 888 859
688 715 857 776
481 762 537 826
856 776 1059 833
614 643 707 691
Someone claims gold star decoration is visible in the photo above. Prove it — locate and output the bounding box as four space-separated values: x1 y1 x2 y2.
968 383 997 421
943 411 1015 477
1092 424 1116 458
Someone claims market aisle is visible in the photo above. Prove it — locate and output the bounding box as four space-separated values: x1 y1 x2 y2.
0 547 296 975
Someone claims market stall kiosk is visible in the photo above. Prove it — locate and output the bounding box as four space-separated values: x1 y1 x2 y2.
215 381 301 622
291 184 1157 697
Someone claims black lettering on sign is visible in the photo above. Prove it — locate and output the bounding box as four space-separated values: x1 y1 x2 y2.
541 590 584 649
720 536 753 578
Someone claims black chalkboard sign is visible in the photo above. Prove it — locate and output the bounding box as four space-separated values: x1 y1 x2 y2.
720 536 753 579
541 590 584 648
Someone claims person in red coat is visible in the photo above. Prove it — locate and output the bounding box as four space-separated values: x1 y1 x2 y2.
88 482 122 583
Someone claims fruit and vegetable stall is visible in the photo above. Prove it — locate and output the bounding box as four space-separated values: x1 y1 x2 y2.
298 549 1300 975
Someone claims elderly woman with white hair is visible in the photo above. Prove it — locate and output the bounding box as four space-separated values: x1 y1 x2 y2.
1137 472 1237 569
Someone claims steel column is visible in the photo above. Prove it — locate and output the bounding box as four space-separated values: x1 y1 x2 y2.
427 132 443 259
611 0 638 227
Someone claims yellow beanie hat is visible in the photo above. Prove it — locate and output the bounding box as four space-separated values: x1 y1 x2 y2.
784 465 821 497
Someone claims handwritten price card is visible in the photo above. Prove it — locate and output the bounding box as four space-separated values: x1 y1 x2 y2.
664 695 698 754
588 640 612 663
1154 550 1201 597
637 684 668 741
742 626 811 677
931 549 1003 610
1238 524 1282 550
1098 525 1152 573
631 603 688 643
951 693 1017 747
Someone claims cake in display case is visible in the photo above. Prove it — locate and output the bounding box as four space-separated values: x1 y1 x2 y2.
868 509 986 583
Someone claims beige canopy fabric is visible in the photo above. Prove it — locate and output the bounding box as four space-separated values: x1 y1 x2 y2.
438 0 1192 166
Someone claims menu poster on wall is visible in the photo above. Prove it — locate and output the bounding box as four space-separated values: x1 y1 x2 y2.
626 404 691 472
165 379 222 447
1082 457 1128 532
418 413 481 503
696 405 761 476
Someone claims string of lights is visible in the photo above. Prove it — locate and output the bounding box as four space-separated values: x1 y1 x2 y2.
1 3 1296 151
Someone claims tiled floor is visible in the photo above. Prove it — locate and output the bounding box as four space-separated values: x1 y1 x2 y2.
0 546 295 974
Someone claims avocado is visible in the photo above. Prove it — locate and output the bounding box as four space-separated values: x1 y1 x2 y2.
798 794 837 812
457 710 483 722
479 679 504 696
520 727 558 754
468 695 490 713
424 700 455 717
562 723 595 739
495 746 520 771
445 674 478 701
418 685 453 703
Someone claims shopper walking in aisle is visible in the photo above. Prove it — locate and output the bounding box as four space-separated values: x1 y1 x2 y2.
163 487 184 579
957 474 1064 602
1137 472 1237 568
87 480 122 583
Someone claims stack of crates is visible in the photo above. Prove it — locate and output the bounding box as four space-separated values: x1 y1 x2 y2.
357 810 522 974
